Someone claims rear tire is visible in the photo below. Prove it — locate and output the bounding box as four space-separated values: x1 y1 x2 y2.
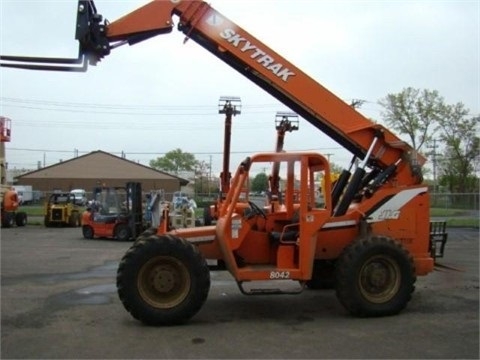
2 213 15 228
117 234 210 325
335 236 416 317
82 225 94 239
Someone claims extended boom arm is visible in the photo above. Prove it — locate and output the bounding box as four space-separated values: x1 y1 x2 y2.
0 0 425 186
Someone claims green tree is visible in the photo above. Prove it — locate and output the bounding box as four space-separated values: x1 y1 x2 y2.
194 160 211 194
251 172 268 193
437 110 479 193
149 148 197 174
379 87 444 153
378 88 479 193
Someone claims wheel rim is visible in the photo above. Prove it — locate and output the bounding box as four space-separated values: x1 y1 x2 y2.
137 256 191 309
358 254 401 303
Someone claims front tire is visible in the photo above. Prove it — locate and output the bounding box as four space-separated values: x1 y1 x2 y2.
335 236 416 317
117 234 210 326
134 227 157 243
115 223 131 242
15 212 27 227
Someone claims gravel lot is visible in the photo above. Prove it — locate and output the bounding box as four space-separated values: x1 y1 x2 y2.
1 226 478 359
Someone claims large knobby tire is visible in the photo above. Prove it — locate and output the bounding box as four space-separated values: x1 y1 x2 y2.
335 236 416 317
115 223 132 242
117 234 210 326
134 227 157 243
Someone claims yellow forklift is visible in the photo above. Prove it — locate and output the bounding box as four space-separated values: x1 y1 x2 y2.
44 192 81 227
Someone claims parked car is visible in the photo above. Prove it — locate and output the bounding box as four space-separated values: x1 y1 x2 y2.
70 189 87 206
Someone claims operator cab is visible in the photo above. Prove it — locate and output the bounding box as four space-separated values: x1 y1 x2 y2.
213 151 333 291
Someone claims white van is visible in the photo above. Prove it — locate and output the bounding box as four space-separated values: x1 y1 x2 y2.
70 189 87 206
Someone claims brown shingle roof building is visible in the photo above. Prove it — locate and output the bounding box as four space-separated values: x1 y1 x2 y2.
16 150 188 198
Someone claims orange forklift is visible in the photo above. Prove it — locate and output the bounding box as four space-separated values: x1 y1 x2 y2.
81 182 144 241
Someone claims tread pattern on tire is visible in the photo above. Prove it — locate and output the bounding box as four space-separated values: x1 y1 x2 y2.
335 236 416 317
117 234 210 326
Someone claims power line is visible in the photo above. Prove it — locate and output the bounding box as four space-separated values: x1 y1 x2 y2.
1 97 284 116
1 96 282 110
1 96 395 118
7 146 344 156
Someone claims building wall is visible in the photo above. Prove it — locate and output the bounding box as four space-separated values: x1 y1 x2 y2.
16 178 181 200
14 151 188 201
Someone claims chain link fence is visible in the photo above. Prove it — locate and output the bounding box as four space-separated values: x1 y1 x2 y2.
18 190 480 212
430 193 479 211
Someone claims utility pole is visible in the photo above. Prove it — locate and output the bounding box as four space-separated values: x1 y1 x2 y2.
427 139 439 193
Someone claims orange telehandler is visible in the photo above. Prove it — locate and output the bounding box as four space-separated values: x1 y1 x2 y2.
1 0 448 325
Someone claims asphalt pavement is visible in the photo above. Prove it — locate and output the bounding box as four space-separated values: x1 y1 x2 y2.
1 226 478 359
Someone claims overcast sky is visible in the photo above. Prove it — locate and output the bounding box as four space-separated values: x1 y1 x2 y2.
1 0 478 178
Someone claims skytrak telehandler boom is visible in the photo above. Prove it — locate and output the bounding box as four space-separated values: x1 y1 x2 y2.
1 0 423 186
0 1 448 325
